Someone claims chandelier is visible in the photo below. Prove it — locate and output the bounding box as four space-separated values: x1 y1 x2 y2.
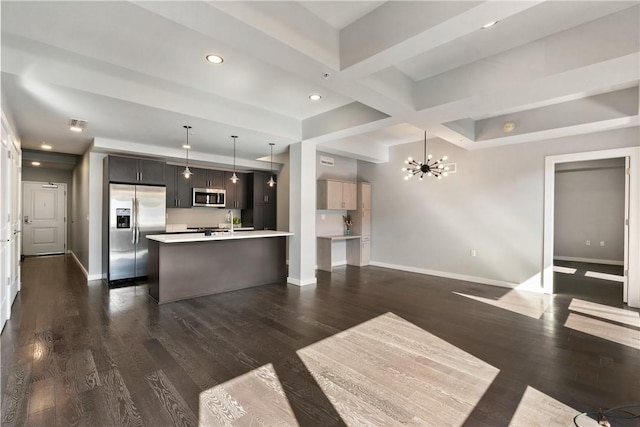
402 131 449 180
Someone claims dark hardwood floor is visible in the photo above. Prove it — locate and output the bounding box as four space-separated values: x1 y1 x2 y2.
1 255 638 426
554 260 625 304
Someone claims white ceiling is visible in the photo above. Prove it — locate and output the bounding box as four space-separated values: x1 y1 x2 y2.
1 1 638 168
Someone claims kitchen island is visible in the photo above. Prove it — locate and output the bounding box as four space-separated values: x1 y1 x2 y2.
146 230 292 304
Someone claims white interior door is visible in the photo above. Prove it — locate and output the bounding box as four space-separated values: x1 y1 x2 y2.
1 122 10 329
623 156 630 303
22 182 66 256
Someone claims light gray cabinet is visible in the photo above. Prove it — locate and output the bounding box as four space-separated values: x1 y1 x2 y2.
349 182 371 266
317 179 357 210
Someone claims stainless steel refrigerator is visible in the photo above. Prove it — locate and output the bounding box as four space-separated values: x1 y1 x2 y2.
107 183 165 282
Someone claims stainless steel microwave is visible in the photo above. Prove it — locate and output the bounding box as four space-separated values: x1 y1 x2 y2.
193 188 226 207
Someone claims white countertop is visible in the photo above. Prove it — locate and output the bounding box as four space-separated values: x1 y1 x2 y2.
317 234 361 240
147 230 293 243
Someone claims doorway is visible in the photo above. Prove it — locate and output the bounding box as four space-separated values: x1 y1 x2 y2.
543 146 640 309
22 181 67 256
553 158 626 303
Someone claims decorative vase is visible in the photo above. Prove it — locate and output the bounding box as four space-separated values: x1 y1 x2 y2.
345 227 351 236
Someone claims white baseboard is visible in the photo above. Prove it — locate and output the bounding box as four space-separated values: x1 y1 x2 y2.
369 261 518 289
0 294 7 333
69 251 104 281
553 256 624 266
332 261 347 267
287 276 317 286
69 250 88 277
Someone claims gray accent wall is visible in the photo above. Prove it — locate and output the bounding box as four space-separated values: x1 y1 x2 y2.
22 167 73 247
554 158 625 263
357 127 638 286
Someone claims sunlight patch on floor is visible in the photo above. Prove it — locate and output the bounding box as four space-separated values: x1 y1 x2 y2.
584 271 625 283
454 289 553 319
565 313 640 350
569 298 640 327
199 363 297 426
553 266 577 274
297 312 500 426
509 386 600 426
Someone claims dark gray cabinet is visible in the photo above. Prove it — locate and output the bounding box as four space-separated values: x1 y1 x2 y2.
108 155 165 185
224 171 247 209
165 165 192 208
243 172 277 230
191 168 224 189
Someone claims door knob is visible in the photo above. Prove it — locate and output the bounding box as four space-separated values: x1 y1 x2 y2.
23 216 31 224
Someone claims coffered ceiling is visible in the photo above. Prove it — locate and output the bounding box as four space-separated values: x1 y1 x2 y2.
1 1 638 167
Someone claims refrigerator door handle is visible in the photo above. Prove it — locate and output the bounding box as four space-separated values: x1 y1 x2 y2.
135 198 140 244
131 197 137 244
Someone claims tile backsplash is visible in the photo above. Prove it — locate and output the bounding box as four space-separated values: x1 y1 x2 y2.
167 208 241 228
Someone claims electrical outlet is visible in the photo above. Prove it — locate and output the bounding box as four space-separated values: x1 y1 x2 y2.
586 240 591 246
600 241 605 246
470 249 476 257
320 214 326 220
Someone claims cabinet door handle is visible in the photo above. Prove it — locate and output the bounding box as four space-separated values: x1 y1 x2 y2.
140 172 143 181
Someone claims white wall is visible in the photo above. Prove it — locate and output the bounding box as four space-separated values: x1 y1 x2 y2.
357 126 639 287
1 110 21 332
71 151 91 274
316 151 358 266
70 150 105 280
88 152 105 280
554 159 625 264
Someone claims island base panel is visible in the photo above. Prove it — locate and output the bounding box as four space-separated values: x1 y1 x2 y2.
149 237 287 304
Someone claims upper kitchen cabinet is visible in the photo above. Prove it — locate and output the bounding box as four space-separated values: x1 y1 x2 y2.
244 172 277 230
165 164 192 208
224 171 247 209
191 168 224 189
317 179 357 210
107 155 165 185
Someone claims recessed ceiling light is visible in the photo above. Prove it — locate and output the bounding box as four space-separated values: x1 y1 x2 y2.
31 161 41 166
481 21 498 29
182 144 191 149
206 54 224 64
309 94 322 101
41 142 52 150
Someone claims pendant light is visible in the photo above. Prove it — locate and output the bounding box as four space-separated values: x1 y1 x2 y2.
182 125 193 179
230 135 239 184
267 143 276 187
402 131 449 180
